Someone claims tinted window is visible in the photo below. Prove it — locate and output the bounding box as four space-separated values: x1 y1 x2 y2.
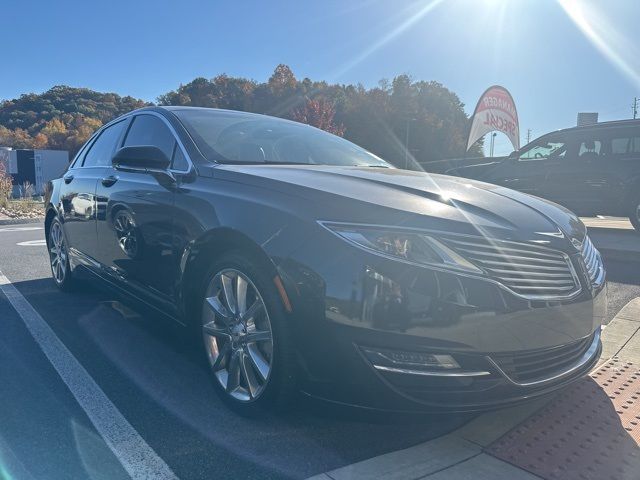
171 144 189 171
173 109 390 167
609 129 640 155
124 114 176 160
578 139 602 157
82 120 127 167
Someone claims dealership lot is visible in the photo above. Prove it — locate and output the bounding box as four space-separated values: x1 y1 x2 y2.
1 221 638 480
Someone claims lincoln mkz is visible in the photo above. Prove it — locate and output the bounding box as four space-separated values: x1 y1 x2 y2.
45 107 607 414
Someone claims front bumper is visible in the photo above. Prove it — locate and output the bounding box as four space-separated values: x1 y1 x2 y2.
284 229 607 412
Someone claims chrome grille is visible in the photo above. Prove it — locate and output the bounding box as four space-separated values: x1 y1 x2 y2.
490 332 596 384
442 235 579 299
580 235 602 284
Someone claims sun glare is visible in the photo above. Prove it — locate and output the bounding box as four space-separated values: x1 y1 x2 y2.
558 0 640 88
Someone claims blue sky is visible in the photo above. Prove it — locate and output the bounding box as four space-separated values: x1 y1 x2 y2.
4 0 640 155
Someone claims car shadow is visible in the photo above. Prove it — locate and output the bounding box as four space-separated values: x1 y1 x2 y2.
8 276 474 478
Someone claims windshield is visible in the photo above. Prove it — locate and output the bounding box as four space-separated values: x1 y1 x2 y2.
173 109 391 167
518 134 567 160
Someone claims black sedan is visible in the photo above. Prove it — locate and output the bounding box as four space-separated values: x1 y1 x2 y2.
45 106 607 414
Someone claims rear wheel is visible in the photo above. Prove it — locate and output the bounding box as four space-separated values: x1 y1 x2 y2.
199 252 296 414
48 218 75 291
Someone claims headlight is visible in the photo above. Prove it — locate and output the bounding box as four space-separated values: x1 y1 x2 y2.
320 222 481 274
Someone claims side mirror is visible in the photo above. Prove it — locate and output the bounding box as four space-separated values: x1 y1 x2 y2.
112 146 170 172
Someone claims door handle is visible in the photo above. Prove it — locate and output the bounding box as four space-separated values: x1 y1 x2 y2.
101 175 118 187
63 174 74 184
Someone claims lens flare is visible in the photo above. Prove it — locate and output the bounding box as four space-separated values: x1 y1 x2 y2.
331 0 445 79
558 0 640 88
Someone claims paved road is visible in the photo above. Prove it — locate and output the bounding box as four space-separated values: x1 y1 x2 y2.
0 224 472 480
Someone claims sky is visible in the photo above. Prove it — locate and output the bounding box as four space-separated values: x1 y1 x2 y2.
3 0 640 156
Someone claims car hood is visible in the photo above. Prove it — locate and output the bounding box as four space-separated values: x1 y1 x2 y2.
212 164 586 245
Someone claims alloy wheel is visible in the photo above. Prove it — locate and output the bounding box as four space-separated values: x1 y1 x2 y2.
114 211 138 258
202 269 274 402
49 221 67 284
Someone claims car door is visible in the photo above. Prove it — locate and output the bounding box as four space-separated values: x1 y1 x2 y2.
543 129 618 214
94 113 183 310
58 120 128 264
483 132 568 197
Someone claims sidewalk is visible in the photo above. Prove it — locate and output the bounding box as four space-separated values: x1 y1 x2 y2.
581 216 640 263
308 299 640 480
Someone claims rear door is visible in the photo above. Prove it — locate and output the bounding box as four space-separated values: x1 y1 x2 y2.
59 120 128 262
544 129 620 214
94 113 183 309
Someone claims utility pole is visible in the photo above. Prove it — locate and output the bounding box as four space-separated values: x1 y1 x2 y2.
633 97 638 119
526 129 532 145
404 118 416 169
489 132 497 157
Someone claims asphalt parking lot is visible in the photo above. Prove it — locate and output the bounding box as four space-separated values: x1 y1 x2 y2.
1 221 638 480
0 223 472 480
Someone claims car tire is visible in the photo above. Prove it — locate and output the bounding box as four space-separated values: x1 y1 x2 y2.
48 217 75 291
629 196 640 232
198 251 296 415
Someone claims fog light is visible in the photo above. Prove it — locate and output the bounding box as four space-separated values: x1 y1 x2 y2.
361 347 461 370
360 346 491 377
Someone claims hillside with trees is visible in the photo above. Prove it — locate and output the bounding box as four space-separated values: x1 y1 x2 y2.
0 66 482 164
0 86 149 155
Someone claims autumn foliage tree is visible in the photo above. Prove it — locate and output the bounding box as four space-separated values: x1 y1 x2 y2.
0 66 482 167
158 65 482 166
292 98 345 136
0 86 148 157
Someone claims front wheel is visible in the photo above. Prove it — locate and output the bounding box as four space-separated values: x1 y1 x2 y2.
48 217 75 290
199 252 296 414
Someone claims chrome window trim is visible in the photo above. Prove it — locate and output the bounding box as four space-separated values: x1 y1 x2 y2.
318 220 585 302
486 328 601 387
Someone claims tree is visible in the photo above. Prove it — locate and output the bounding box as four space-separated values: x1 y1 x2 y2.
0 86 148 156
292 98 345 136
0 68 482 166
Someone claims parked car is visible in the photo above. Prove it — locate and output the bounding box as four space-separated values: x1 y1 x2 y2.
45 107 606 414
449 120 640 230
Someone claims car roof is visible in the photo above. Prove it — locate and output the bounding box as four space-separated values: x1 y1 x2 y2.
550 119 640 135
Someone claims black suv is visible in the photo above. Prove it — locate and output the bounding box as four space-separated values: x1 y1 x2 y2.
451 120 640 230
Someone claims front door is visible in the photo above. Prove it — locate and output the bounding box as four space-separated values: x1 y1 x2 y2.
95 113 181 309
484 132 568 198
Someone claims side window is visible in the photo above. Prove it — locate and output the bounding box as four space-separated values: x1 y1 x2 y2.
578 139 602 158
123 115 175 161
171 144 189 171
611 137 630 155
609 129 640 156
82 120 127 167
518 135 567 161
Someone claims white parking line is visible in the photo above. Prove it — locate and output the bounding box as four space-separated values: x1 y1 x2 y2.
17 239 47 246
0 270 178 480
0 226 43 232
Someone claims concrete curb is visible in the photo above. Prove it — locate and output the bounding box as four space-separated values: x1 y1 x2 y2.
589 228 640 263
306 297 640 480
0 217 44 226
